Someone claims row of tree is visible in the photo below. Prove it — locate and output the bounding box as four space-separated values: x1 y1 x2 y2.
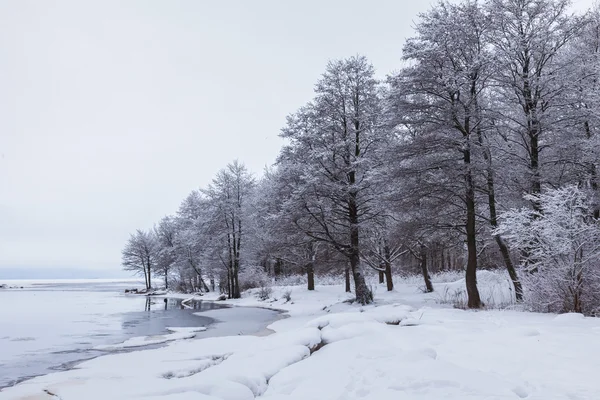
123 0 600 313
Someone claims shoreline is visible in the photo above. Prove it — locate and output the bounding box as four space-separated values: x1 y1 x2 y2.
4 282 600 400
0 291 283 393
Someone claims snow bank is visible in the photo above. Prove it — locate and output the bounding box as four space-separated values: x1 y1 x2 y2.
436 270 516 307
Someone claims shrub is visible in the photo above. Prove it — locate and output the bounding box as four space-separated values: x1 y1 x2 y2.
239 265 270 291
256 285 273 301
282 289 292 302
497 186 600 315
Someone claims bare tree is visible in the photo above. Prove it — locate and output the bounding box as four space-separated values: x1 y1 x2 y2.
121 229 157 290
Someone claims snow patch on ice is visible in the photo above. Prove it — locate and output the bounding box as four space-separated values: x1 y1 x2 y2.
95 327 207 350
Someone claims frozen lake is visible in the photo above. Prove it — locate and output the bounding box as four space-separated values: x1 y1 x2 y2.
0 280 280 389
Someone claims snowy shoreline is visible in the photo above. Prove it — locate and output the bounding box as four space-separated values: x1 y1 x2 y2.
3 277 600 399
0 283 280 393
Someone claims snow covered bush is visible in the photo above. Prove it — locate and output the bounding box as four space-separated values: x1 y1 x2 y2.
256 285 273 301
435 270 515 309
238 265 270 291
282 289 292 302
496 186 600 315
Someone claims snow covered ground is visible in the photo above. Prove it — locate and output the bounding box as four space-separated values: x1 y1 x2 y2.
3 272 600 400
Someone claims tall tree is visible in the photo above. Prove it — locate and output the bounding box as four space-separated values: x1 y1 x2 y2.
203 161 254 299
561 6 600 215
487 0 583 210
279 56 386 305
388 0 492 307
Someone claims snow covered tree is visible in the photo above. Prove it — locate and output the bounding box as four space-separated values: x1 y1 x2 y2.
173 191 214 293
121 229 157 290
252 167 320 290
387 0 491 308
153 216 177 289
559 6 600 216
279 56 386 305
202 160 255 299
496 186 600 314
486 0 584 210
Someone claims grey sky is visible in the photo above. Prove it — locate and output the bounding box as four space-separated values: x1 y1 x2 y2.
0 0 595 275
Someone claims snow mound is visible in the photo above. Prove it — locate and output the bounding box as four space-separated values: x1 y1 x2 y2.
552 313 585 322
307 304 413 330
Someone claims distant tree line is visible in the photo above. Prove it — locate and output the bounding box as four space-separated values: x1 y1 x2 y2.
123 0 600 314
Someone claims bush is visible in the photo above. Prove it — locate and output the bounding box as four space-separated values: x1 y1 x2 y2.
239 265 270 291
282 289 292 302
256 285 273 301
497 187 600 315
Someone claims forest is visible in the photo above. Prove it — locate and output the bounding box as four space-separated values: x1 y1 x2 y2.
122 0 600 315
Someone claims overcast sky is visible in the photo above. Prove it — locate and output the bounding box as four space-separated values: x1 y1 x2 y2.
0 0 595 276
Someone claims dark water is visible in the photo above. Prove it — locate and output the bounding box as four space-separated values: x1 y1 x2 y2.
0 281 279 390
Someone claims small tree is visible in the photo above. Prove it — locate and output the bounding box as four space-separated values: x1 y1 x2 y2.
154 216 177 289
497 186 600 314
121 229 157 290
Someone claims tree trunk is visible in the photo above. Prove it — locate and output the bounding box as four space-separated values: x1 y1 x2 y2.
143 266 149 290
350 250 372 305
147 265 152 290
495 235 523 301
383 243 393 291
384 262 393 292
477 125 523 302
378 270 384 284
573 247 584 313
420 244 433 293
307 262 315 291
529 129 542 210
464 144 482 309
210 277 215 292
232 272 240 299
345 266 351 293
349 200 372 304
274 258 283 278
199 275 210 292
232 257 241 299
227 269 232 299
